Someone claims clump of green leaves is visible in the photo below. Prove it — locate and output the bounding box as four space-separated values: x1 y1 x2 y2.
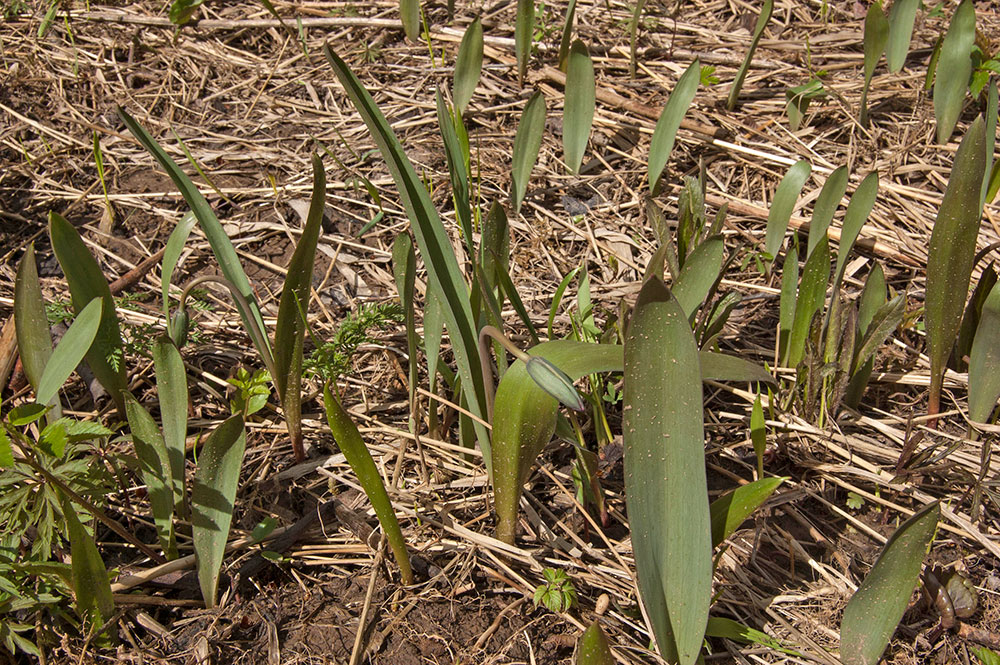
228 368 272 417
305 302 403 381
533 568 577 613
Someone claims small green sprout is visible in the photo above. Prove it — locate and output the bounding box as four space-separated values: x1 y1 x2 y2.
533 568 577 613
228 368 272 417
846 492 866 510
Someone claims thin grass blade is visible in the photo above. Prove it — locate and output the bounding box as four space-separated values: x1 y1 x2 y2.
511 90 546 214
35 298 102 406
558 0 578 71
453 17 483 116
727 0 773 110
982 81 998 210
887 0 920 73
778 244 798 360
933 0 976 144
750 394 766 479
765 160 811 261
436 92 473 256
648 59 700 196
564 40 595 175
841 501 939 665
628 0 648 79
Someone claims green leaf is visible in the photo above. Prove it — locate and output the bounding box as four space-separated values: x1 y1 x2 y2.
627 0 647 79
168 0 202 26
886 0 920 73
124 394 177 559
48 213 127 410
700 351 776 386
858 263 887 336
860 2 889 128
511 90 546 214
453 17 483 116
557 0 578 71
8 403 48 427
852 294 905 375
750 394 766 479
514 0 534 83
778 244 799 359
564 40 595 176
624 278 710 665
840 501 939 665
323 386 412 585
785 79 825 131
15 244 58 416
834 171 879 288
152 336 187 515
709 477 784 547
324 46 490 464
399 0 419 41
116 107 270 364
673 235 723 319
973 647 1000 665
191 414 246 608
969 281 1000 423
648 59 700 195
765 160 812 261
727 0 773 110
436 93 473 257
274 154 325 462
393 233 419 421
35 298 103 406
58 494 114 631
161 212 196 321
807 166 849 258
983 81 998 210
705 617 798 655
926 116 986 418
934 0 976 144
786 237 830 367
0 428 12 467
576 621 614 665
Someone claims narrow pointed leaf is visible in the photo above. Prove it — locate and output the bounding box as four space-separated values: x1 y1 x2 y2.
624 278 710 664
706 617 798 655
700 351 776 386
886 0 920 73
841 501 939 665
564 40 595 175
393 233 419 413
577 621 614 665
860 3 889 128
934 0 976 144
399 0 419 41
778 244 799 359
59 495 114 630
834 171 879 288
858 263 887 335
765 160 811 261
514 0 534 83
116 107 270 362
786 237 830 367
453 17 483 115
15 244 58 414
161 212 197 320
727 0 773 110
926 117 986 418
709 477 785 547
35 298 103 406
648 59 700 195
48 213 127 409
152 335 187 514
511 90 546 214
750 394 766 479
808 166 849 258
436 93 473 256
983 81 998 210
627 0 647 79
324 386 413 585
124 394 177 559
673 235 723 319
853 294 904 374
192 414 246 608
558 0 578 71
969 282 1000 423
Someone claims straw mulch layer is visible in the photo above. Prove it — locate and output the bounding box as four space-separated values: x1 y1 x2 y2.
1 0 999 663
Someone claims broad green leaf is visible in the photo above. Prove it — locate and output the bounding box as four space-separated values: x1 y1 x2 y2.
860 2 889 128
926 117 986 419
834 171 879 288
453 17 483 116
324 47 490 464
400 0 419 41
58 494 114 631
577 621 614 665
564 40 595 176
274 154 325 462
886 0 920 73
973 647 1000 665
705 617 798 656
480 201 510 294
933 0 976 144
35 298 102 406
511 90 546 214
648 59 700 196
15 244 59 417
624 278 710 665
673 235 723 319
786 237 830 367
710 477 784 547
925 35 944 91
514 0 534 84
765 160 812 261
853 294 904 374
841 501 939 665
152 335 188 515
323 386 413 585
778 244 799 359
969 281 1000 423
8 403 48 427
161 212 196 320
436 93 473 257
558 0 578 71
750 394 766 479
0 428 12 467
192 414 246 608
117 107 270 363
48 213 127 410
982 81 998 210
808 166 848 258
124 394 177 559
727 0 773 110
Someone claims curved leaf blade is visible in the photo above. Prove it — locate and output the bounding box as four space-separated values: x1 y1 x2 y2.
673 235 723 319
400 0 419 41
564 39 595 175
726 0 773 110
786 237 830 367
969 281 1000 423
124 394 177 559
765 160 812 261
511 90 546 214
886 0 920 73
860 3 889 128
15 244 56 412
453 17 483 116
808 166 849 258
35 298 103 406
648 59 700 195
834 171 879 288
514 0 534 84
709 477 785 547
933 0 976 144
152 335 188 515
161 212 197 320
59 494 114 631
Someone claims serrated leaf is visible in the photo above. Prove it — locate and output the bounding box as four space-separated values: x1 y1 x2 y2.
624 278 710 665
808 166 848 258
709 477 784 547
841 501 939 665
886 0 920 73
511 91 546 215
576 621 614 665
727 0 773 110
14 244 57 416
453 17 483 115
564 40 595 176
860 2 889 128
124 395 177 559
969 281 1000 423
192 414 246 608
765 160 812 261
934 0 976 144
152 336 187 515
35 298 102 406
648 59 700 195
